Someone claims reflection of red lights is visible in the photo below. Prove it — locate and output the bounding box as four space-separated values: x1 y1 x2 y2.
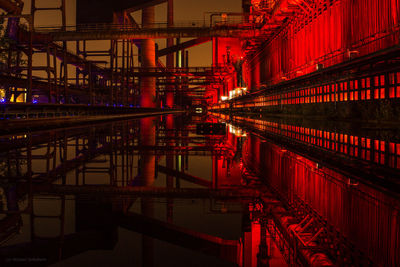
227 114 400 169
242 130 397 267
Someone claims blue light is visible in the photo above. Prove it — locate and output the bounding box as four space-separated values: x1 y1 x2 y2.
0 98 5 103
32 99 38 104
129 105 133 108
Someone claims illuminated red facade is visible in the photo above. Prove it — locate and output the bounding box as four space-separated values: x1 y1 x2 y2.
243 0 400 90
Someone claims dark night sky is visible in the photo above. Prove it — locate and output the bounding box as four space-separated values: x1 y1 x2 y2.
24 0 242 66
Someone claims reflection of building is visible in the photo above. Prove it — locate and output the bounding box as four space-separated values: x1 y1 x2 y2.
0 111 399 266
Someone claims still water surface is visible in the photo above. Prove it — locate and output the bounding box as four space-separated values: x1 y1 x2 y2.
0 113 399 266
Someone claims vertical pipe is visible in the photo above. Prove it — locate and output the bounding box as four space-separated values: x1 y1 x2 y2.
115 41 119 104
184 51 189 105
47 46 52 103
53 46 59 103
89 64 94 105
27 46 32 103
63 48 68 104
110 40 114 105
175 38 181 106
76 41 80 93
122 39 126 105
27 16 33 103
166 0 174 108
127 41 131 104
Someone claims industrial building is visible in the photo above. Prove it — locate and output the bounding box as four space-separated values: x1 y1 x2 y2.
0 0 399 266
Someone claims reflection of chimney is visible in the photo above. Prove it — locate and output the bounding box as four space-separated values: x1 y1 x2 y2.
136 117 156 186
139 116 156 267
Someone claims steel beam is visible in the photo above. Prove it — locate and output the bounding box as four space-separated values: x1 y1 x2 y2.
41 27 260 41
158 37 211 57
29 184 264 199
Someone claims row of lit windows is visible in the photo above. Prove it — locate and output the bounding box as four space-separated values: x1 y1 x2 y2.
220 72 400 109
233 116 400 169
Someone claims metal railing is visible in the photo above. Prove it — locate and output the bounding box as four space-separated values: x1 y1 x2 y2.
33 18 256 33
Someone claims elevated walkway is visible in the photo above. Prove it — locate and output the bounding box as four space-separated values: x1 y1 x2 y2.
35 23 261 41
117 66 233 77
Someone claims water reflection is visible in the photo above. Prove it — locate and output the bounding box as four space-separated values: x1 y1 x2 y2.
216 112 400 267
0 113 398 266
0 114 283 267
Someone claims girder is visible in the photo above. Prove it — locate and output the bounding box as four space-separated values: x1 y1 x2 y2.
37 25 261 41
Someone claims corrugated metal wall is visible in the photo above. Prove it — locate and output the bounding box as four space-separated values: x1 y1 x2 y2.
246 0 400 89
242 134 400 266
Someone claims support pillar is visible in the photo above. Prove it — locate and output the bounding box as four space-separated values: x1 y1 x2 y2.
140 7 156 108
166 0 174 108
